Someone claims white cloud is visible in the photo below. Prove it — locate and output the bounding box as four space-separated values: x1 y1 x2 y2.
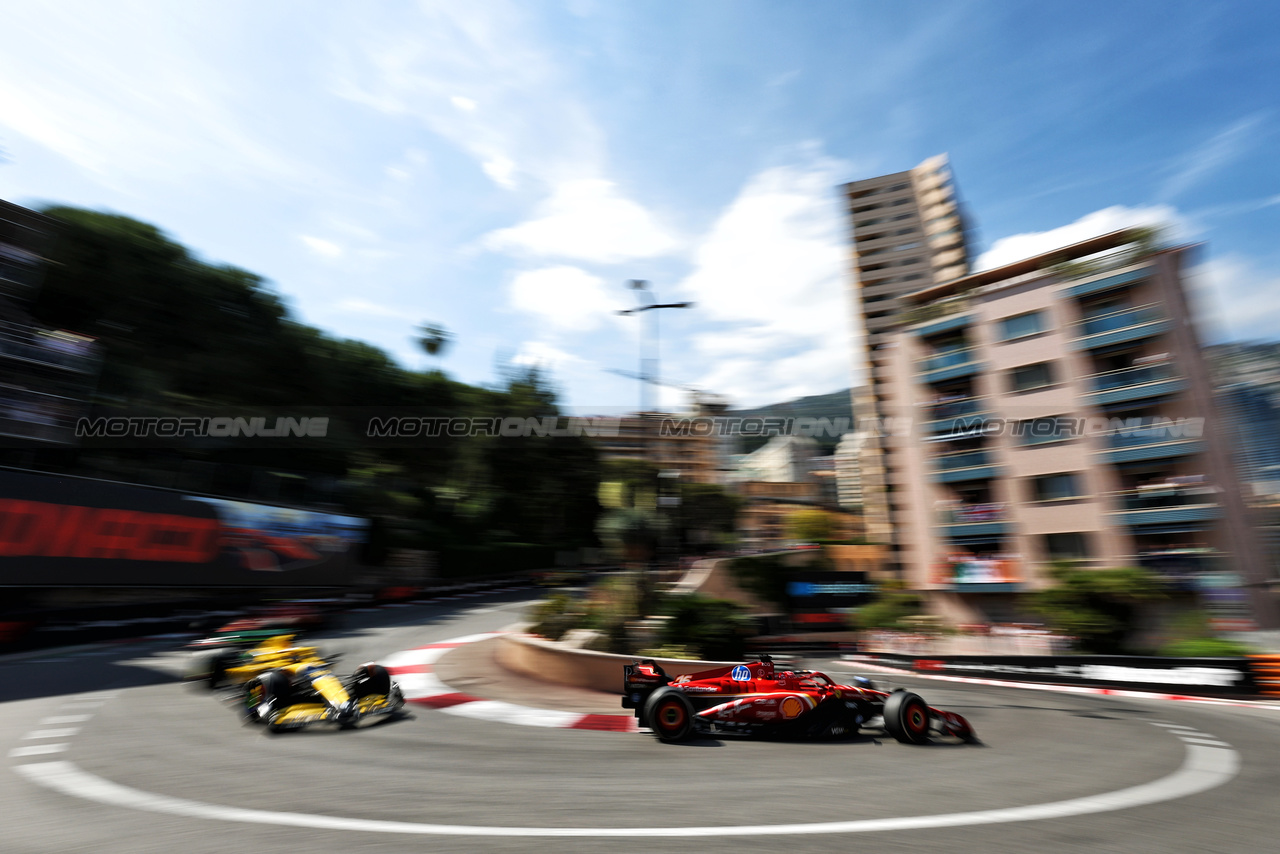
0 5 304 191
674 153 861 405
484 179 679 263
512 340 590 370
335 297 401 318
482 155 517 189
1188 254 1280 344
507 265 625 331
976 205 1182 271
300 235 343 258
331 4 605 190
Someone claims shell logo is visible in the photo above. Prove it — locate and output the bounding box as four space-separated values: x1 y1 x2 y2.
779 696 805 720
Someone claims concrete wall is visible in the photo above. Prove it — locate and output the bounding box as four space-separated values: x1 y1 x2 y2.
496 633 732 693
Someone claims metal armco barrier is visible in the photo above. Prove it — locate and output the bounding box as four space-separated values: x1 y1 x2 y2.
860 652 1264 698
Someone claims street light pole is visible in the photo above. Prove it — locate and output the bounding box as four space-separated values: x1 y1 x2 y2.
616 279 693 414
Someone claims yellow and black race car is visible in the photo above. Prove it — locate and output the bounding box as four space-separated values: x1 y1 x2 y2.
187 634 403 732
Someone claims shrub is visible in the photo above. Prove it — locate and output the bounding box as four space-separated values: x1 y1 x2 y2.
528 594 583 642
1159 637 1252 657
657 594 752 661
850 585 924 631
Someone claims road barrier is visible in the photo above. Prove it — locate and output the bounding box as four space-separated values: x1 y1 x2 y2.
856 652 1265 698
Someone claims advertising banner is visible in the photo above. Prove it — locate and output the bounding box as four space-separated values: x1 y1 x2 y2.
0 469 368 587
786 570 873 627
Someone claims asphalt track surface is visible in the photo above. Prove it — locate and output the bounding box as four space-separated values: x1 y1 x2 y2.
2 588 1280 854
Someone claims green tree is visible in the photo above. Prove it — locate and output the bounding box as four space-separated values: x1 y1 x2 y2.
1032 563 1165 654
786 508 834 543
677 482 742 552
850 584 925 631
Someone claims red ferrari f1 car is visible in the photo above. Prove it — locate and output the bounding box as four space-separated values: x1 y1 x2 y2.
622 655 974 744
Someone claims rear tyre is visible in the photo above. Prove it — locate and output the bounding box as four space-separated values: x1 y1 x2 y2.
883 691 931 745
207 651 235 689
644 687 695 743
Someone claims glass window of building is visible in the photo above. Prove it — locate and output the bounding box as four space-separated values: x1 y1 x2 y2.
1015 415 1077 445
1031 472 1080 501
1044 532 1090 560
1009 361 1056 392
998 311 1045 341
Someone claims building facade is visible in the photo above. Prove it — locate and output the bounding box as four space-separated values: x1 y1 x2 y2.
880 228 1277 628
844 155 973 554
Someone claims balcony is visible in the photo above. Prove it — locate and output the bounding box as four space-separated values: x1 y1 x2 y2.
1084 363 1186 406
1109 487 1221 529
905 297 972 335
924 397 991 434
1097 425 1204 464
939 503 1008 539
920 348 982 384
934 554 1022 592
1066 265 1150 299
932 449 1001 483
1071 304 1170 350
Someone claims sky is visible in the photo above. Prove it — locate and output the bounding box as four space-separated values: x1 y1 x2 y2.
1 0 1278 414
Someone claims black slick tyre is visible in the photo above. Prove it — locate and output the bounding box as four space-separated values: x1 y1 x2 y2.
644 687 695 743
351 663 392 699
243 669 291 726
883 690 931 745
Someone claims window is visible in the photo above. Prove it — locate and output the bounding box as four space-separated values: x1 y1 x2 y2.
1014 415 1078 445
998 311 1046 341
889 182 910 191
896 242 922 251
1031 473 1080 502
1009 361 1055 392
891 198 911 206
1044 532 1090 560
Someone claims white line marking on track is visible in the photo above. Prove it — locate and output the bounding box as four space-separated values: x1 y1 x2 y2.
13 738 1239 837
25 728 80 739
440 702 584 729
40 715 92 725
9 744 67 758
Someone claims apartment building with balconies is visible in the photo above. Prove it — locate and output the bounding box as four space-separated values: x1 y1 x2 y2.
880 227 1277 629
845 155 975 552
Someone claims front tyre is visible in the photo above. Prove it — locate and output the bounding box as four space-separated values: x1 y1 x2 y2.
242 669 291 726
883 691 931 745
350 663 392 699
644 687 695 743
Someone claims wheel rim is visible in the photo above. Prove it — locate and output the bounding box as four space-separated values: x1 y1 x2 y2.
658 701 686 731
246 683 264 711
905 702 928 736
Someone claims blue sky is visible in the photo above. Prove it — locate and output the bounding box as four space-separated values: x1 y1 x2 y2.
2 1 1278 413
